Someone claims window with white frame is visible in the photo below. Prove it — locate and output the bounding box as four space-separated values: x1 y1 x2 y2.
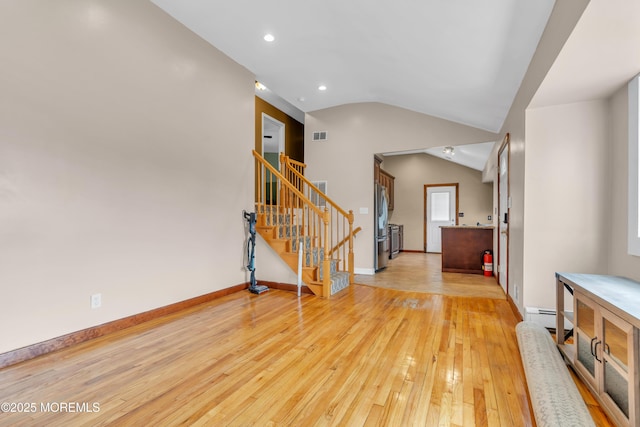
629 74 640 256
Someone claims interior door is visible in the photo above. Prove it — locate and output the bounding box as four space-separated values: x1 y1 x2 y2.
498 137 509 293
426 185 457 253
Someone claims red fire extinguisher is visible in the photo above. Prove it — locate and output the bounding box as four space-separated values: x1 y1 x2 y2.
483 250 493 277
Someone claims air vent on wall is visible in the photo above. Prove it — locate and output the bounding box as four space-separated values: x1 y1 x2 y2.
312 131 328 141
309 181 327 207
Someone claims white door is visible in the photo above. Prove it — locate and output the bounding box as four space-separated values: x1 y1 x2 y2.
426 185 457 253
498 143 509 293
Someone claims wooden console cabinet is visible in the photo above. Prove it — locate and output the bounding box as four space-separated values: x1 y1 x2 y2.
556 273 640 427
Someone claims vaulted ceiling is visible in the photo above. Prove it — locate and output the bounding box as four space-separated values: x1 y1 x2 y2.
530 0 640 109
151 0 556 133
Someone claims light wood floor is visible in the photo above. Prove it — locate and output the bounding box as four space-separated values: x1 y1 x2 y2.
0 253 613 426
0 287 528 426
355 253 506 299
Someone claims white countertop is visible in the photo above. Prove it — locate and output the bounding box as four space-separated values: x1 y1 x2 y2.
440 225 495 229
556 272 640 326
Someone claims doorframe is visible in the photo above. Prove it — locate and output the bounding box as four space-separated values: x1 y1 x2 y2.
423 183 459 252
497 133 510 294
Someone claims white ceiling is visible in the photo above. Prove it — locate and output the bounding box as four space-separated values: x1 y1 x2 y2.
384 142 495 171
151 0 555 133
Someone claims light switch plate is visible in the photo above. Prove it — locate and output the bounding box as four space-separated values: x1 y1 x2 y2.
91 293 102 309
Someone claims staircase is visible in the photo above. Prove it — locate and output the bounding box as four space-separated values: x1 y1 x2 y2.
252 150 360 297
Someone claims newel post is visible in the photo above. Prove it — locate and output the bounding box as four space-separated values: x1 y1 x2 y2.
322 208 331 298
277 152 285 210
348 210 355 284
279 152 287 175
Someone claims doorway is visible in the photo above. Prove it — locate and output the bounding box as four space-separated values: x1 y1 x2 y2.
262 114 285 204
497 134 510 294
262 114 285 165
424 183 459 253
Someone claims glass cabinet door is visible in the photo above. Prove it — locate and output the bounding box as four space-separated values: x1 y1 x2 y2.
575 295 598 382
601 309 634 422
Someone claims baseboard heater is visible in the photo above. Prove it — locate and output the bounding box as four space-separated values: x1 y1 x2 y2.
525 307 573 330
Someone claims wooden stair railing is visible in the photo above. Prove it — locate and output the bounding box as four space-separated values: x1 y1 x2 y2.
253 150 354 297
280 153 356 285
280 155 306 188
330 226 362 257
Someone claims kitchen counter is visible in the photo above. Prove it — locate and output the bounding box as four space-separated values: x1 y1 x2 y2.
441 226 494 275
440 225 494 230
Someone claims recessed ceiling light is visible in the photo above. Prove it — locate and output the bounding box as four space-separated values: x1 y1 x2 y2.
443 146 455 156
263 34 275 42
255 81 267 91
318 85 327 91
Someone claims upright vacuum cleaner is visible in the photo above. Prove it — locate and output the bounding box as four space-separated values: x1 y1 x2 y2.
243 210 269 295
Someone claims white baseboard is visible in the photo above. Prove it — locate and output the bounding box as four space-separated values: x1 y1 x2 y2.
354 267 375 275
525 307 573 330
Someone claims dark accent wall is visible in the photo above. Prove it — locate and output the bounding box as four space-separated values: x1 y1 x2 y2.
255 97 304 163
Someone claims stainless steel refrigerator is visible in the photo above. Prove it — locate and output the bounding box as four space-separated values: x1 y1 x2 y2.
374 183 389 271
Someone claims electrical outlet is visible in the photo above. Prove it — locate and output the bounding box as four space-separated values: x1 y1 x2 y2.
91 293 102 309
488 215 492 221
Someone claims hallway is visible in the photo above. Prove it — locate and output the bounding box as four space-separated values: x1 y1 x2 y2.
355 252 505 299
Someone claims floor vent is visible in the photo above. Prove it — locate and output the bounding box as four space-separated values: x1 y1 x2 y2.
312 131 328 141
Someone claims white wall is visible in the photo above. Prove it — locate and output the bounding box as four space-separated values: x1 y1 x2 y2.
381 154 492 251
484 0 590 314
0 1 255 353
523 100 610 309
608 84 640 281
304 102 497 272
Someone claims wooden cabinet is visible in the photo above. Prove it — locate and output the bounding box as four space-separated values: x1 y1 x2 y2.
556 273 640 427
441 226 493 274
374 156 395 210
